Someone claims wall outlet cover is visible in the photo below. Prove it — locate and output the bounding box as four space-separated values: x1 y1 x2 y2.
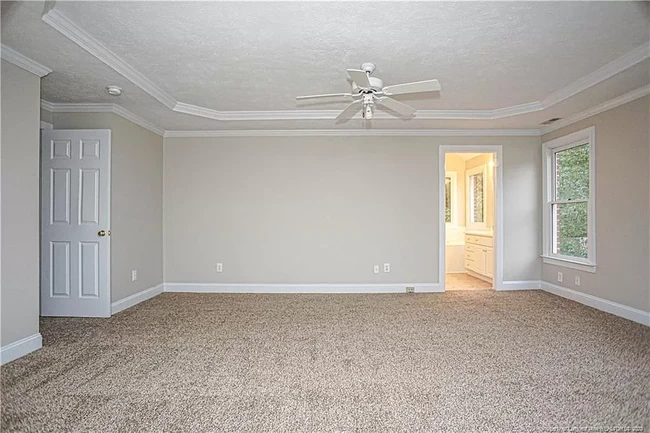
373 265 379 274
406 286 415 294
383 263 391 273
131 270 137 282
574 276 580 286
557 272 563 283
216 263 223 273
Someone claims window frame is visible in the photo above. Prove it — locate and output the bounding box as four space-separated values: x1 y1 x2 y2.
444 171 459 226
466 164 487 230
542 126 597 273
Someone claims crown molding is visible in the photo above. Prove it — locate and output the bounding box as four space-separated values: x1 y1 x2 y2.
41 100 165 136
163 128 541 138
42 8 176 109
540 84 650 135
1 44 52 77
542 43 650 108
40 7 650 124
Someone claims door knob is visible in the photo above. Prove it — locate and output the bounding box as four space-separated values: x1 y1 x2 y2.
98 230 106 237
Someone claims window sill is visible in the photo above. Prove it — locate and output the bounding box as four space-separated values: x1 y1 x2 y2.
541 255 597 273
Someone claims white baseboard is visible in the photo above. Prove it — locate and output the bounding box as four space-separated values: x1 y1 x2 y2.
1 333 42 365
499 280 541 291
111 283 164 315
164 283 442 294
541 281 650 326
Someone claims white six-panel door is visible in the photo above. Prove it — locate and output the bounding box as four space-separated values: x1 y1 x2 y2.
41 130 111 317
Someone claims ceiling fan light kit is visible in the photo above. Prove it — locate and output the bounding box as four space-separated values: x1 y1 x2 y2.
296 62 441 124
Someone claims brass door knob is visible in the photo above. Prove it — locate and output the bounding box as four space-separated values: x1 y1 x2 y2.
98 230 106 237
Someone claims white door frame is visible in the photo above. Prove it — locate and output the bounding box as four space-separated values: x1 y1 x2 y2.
439 145 504 291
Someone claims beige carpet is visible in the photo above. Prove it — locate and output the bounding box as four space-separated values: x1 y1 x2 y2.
2 291 649 432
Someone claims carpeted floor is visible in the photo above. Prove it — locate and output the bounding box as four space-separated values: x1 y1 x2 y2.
2 291 649 433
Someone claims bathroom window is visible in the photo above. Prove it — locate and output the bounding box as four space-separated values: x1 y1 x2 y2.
542 126 596 272
466 165 486 229
445 171 457 225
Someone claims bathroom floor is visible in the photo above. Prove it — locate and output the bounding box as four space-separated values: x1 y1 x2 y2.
445 273 492 291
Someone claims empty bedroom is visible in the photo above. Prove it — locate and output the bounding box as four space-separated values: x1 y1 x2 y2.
1 1 649 432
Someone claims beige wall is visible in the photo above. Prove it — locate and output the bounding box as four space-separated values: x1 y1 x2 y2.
51 113 164 302
542 96 650 312
1 61 41 346
164 135 542 284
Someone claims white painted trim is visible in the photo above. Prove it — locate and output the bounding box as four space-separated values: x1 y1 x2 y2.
164 283 442 294
39 8 650 125
541 282 650 326
541 256 597 273
40 121 54 130
541 85 650 134
542 126 596 268
0 44 52 77
111 283 164 315
164 129 541 138
438 145 504 293
499 280 541 291
42 9 176 109
41 100 164 136
542 43 650 108
0 333 42 365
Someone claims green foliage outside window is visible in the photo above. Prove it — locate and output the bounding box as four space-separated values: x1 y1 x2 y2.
554 144 589 258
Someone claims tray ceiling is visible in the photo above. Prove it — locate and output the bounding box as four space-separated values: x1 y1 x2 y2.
1 1 649 132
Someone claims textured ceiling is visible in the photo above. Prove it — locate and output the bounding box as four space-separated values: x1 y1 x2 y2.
1 1 649 131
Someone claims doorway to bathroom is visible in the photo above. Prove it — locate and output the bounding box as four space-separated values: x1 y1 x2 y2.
439 145 503 291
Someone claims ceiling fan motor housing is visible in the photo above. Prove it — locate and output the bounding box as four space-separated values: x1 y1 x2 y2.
351 76 384 94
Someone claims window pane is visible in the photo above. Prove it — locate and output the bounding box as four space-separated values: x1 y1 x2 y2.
445 177 452 223
471 173 484 223
552 202 588 258
555 144 589 201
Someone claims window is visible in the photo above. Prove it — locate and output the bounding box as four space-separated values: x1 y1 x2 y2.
445 171 457 225
466 165 486 229
542 126 596 272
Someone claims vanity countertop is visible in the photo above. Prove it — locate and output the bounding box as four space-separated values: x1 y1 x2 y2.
465 230 493 237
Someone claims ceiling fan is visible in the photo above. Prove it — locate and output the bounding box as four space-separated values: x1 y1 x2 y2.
296 62 441 123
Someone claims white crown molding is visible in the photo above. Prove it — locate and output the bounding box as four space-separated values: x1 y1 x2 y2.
163 128 541 138
42 8 176 109
540 84 650 135
0 44 52 77
41 100 165 136
40 8 650 124
542 43 650 108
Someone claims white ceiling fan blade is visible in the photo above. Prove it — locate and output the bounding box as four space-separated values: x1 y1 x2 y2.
376 97 416 118
347 69 371 88
382 79 441 96
335 99 362 124
296 93 353 101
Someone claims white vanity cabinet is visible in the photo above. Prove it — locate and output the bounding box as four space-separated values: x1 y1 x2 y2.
464 233 493 281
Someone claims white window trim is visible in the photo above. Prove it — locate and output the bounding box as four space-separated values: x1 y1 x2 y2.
445 171 459 226
466 164 487 230
542 126 596 273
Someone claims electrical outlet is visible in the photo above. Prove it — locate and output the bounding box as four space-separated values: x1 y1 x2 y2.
557 272 563 283
406 286 415 294
383 263 391 273
373 265 379 274
574 276 580 286
131 269 137 282
216 263 223 273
